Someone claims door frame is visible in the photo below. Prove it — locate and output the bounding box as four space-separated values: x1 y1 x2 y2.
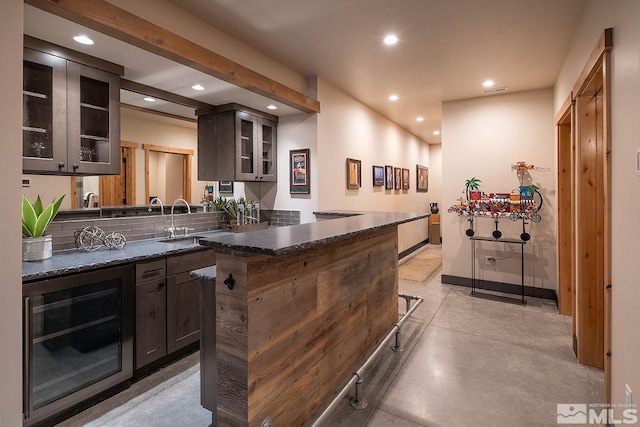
557 28 612 403
143 144 193 204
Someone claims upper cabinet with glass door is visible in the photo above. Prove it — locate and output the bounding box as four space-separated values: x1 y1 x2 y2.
23 38 122 175
198 104 277 182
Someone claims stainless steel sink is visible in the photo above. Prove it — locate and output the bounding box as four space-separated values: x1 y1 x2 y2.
158 235 203 245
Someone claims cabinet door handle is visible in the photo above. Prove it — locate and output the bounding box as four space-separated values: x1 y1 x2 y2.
72 164 79 171
58 162 65 169
159 282 165 288
23 297 32 419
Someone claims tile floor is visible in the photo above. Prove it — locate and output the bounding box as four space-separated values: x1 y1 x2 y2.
60 245 603 427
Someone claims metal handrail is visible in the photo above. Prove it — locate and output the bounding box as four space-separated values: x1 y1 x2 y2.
309 293 423 427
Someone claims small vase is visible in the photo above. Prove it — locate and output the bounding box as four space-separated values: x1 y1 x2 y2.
22 235 53 261
430 203 439 214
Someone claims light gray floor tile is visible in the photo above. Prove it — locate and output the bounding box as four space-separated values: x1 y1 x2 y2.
431 285 575 359
365 408 425 426
378 326 600 427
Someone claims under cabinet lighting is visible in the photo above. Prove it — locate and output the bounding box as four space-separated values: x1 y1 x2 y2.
192 84 205 91
73 35 94 46
267 105 277 110
416 117 424 122
482 80 495 88
389 94 399 101
143 97 156 102
384 34 398 45
433 131 441 135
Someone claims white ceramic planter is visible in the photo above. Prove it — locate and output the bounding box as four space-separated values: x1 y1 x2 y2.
22 235 53 261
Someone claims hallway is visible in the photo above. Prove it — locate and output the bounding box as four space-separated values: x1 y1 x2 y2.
60 246 603 426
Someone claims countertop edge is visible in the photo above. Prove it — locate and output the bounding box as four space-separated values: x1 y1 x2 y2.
200 211 429 256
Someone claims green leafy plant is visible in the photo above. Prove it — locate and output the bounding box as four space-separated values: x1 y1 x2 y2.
22 195 65 238
464 177 482 191
210 196 228 212
223 198 238 220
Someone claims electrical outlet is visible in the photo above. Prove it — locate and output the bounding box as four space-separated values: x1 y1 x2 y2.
485 256 496 266
626 384 633 407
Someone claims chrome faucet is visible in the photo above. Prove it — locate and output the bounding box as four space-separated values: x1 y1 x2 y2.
165 198 192 238
83 192 98 208
148 197 165 215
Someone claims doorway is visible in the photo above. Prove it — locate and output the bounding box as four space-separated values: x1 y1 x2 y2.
100 141 138 206
144 144 193 204
556 28 611 402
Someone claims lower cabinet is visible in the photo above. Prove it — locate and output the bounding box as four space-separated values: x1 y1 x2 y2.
135 258 167 369
135 248 215 370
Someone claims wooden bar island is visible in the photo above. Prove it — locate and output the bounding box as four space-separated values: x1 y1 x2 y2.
196 211 428 426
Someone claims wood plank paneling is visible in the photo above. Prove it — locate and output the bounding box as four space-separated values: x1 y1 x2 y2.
213 226 399 426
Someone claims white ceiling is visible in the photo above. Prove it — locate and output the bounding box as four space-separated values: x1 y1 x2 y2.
25 1 587 144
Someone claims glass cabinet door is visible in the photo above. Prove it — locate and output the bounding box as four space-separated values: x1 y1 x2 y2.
235 111 257 181
260 121 277 181
67 61 120 175
22 49 67 173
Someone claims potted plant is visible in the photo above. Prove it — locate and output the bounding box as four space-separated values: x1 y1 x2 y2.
465 177 482 200
22 194 64 261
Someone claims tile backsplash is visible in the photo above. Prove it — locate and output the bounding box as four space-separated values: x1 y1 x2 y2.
48 212 228 252
48 209 301 252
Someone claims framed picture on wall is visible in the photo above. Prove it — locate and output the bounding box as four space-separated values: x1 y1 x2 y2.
290 148 310 194
385 165 394 189
416 164 429 192
402 168 410 190
372 165 384 186
219 181 234 194
346 158 362 189
394 167 402 190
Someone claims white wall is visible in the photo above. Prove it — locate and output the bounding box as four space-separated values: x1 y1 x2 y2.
315 78 435 249
120 108 205 205
1 1 24 424
441 89 556 290
246 112 319 224
554 0 640 410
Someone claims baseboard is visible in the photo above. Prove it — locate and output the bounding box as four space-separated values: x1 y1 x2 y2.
441 274 557 301
399 240 428 259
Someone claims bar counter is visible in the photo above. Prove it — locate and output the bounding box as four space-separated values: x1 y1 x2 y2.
197 211 427 426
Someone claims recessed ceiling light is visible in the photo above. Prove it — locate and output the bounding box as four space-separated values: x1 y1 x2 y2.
433 130 441 135
267 105 277 110
143 97 156 102
192 84 205 91
482 80 495 88
416 117 424 122
389 94 399 101
383 34 398 45
73 35 94 46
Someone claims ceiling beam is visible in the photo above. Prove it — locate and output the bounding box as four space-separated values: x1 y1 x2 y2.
26 0 321 114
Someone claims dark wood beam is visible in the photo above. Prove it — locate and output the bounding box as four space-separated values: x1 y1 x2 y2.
26 0 321 114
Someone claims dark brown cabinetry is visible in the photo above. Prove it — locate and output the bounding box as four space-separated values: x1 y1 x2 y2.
198 104 277 182
134 258 167 369
23 44 121 175
166 250 215 353
134 249 215 370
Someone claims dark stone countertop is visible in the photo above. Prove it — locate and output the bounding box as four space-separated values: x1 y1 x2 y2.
199 211 429 256
190 265 217 281
22 230 229 282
